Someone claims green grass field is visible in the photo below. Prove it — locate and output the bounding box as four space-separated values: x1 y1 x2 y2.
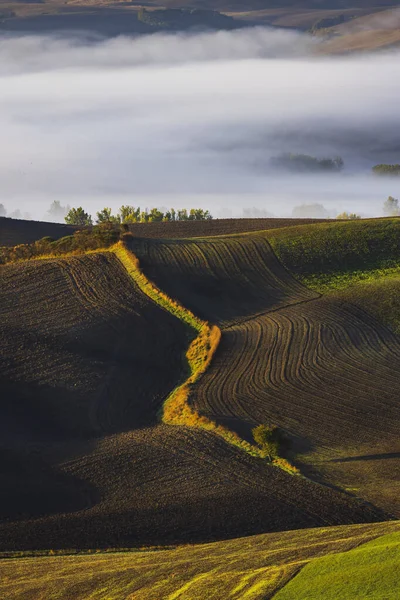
266 217 400 279
275 530 400 600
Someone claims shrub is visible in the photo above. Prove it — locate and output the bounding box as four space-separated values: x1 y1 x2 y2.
252 424 282 461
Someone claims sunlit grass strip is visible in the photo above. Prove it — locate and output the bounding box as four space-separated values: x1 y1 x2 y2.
113 242 299 474
300 264 400 294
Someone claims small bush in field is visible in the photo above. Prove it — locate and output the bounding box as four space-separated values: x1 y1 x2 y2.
252 424 283 461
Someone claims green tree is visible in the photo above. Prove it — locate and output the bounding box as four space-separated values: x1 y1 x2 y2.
383 196 400 217
252 424 281 461
119 205 140 223
148 208 164 222
177 208 188 221
96 207 119 224
163 208 176 222
65 207 93 226
188 208 213 220
336 212 361 220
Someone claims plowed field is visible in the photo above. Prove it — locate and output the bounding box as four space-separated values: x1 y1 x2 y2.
0 252 189 528
0 247 385 552
133 233 400 516
0 217 76 247
131 235 317 325
126 217 330 239
0 253 188 436
0 216 330 247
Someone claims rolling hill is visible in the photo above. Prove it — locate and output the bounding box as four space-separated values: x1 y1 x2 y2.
0 217 77 247
0 216 399 600
1 521 399 599
0 224 389 552
130 219 400 516
0 216 330 247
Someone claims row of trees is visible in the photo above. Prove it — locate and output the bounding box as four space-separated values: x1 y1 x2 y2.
0 204 31 220
64 205 213 226
271 153 344 173
372 164 400 176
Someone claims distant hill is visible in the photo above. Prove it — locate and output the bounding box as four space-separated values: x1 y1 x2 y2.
0 217 76 247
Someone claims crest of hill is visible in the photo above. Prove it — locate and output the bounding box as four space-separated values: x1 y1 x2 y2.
129 234 317 326
0 216 77 247
266 217 400 277
0 216 331 248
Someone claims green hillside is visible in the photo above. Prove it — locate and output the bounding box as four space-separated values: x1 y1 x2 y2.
275 530 400 600
1 522 399 600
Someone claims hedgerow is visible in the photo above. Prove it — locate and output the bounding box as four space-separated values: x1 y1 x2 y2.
113 242 299 474
0 224 119 265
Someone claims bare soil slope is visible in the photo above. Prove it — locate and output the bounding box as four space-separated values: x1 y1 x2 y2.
0 217 77 247
131 234 317 325
133 232 400 516
126 218 330 239
0 247 385 551
0 252 188 530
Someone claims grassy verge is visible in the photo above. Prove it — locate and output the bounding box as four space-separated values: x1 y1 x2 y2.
113 243 298 474
0 224 120 264
274 530 400 600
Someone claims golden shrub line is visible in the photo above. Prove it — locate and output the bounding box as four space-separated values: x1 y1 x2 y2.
112 242 299 474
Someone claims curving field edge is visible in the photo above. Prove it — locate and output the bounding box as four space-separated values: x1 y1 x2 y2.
112 242 299 473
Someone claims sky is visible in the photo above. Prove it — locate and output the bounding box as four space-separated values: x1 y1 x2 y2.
0 27 399 221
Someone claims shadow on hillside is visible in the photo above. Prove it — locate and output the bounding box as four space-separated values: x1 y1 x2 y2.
0 378 100 521
328 452 400 463
0 445 99 522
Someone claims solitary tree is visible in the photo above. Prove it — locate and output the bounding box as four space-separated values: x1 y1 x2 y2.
252 424 281 461
383 196 400 217
65 207 93 226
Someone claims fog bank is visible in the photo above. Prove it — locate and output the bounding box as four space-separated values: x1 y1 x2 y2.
0 28 399 221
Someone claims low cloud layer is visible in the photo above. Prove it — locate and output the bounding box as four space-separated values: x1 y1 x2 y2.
0 28 399 220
